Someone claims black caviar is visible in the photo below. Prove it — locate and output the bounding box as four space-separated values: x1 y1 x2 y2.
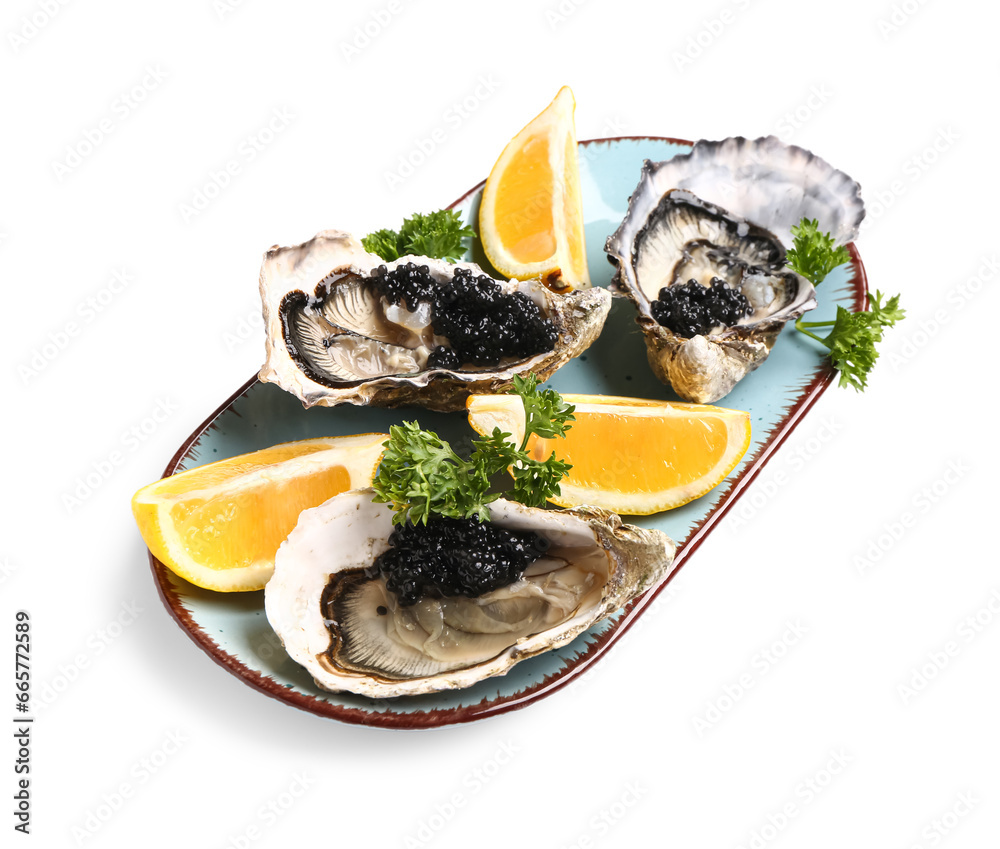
368 263 557 368
650 277 753 338
368 516 549 607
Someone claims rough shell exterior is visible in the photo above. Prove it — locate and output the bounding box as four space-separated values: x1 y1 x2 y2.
258 230 611 412
264 490 676 698
635 302 804 404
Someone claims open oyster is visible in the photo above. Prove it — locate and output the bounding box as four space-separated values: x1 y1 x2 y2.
607 189 816 404
259 230 611 412
264 489 676 698
606 136 865 403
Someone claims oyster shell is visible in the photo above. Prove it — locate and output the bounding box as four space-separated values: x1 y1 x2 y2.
259 230 611 412
264 489 676 698
605 136 864 403
608 190 817 404
610 135 865 252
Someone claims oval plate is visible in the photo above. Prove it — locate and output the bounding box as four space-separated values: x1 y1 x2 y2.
148 137 867 728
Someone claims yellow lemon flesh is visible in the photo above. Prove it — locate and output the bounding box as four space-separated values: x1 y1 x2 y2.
467 394 751 514
479 85 589 290
131 434 388 591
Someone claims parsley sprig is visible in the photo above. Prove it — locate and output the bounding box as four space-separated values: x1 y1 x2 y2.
787 218 905 391
786 218 852 284
508 375 575 508
371 374 575 525
362 209 475 263
795 291 905 391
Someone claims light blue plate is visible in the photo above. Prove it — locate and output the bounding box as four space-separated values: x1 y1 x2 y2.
149 137 866 728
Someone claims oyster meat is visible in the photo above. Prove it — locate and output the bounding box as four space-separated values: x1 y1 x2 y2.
259 230 611 412
606 135 865 404
264 489 676 698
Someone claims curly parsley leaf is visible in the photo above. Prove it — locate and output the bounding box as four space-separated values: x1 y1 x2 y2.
360 228 401 262
511 454 573 508
511 373 575 450
786 218 852 285
786 219 904 391
795 290 906 392
503 374 576 506
362 208 475 263
371 422 486 525
398 209 475 261
371 376 574 524
470 428 522 485
869 290 905 326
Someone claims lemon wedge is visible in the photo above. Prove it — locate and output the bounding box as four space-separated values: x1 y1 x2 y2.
479 85 589 290
132 434 387 591
467 394 750 514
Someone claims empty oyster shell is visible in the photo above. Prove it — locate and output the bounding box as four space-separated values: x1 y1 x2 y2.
264 489 676 698
259 230 611 412
607 189 817 404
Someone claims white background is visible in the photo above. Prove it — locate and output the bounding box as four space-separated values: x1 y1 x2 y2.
3 0 998 846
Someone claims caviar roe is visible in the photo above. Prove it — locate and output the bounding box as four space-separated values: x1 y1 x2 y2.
368 263 557 368
368 516 549 607
650 277 753 338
